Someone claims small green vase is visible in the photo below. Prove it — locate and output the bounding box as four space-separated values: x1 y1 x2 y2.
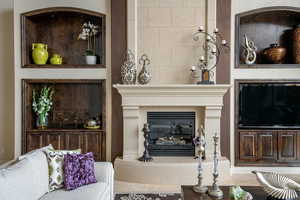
50 54 63 65
32 43 49 65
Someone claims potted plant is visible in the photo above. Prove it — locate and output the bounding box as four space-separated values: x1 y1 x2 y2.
78 21 99 65
32 86 54 129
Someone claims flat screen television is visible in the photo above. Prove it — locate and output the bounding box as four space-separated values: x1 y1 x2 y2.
239 82 300 128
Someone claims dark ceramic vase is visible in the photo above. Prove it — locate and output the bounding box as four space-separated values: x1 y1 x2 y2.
262 43 287 64
293 25 300 64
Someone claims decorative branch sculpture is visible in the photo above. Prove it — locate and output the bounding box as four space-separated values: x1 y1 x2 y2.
191 26 229 84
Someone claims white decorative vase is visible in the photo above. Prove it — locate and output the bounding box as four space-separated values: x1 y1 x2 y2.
85 55 97 65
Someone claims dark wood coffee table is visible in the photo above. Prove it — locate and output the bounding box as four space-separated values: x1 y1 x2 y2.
181 186 268 200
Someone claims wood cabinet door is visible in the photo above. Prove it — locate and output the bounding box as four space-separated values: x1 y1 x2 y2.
257 132 277 161
27 134 44 152
45 133 65 150
278 132 297 161
65 133 84 150
83 133 102 161
239 132 257 161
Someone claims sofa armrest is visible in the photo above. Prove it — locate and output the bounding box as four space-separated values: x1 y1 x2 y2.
94 162 114 200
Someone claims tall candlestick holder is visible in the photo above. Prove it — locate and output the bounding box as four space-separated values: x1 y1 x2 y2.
138 123 153 162
208 133 223 198
190 26 229 84
193 127 208 193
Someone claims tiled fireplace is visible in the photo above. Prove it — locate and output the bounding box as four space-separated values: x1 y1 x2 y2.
113 84 231 184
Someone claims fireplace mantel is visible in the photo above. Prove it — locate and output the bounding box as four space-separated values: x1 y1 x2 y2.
114 84 230 107
114 84 231 160
114 84 231 184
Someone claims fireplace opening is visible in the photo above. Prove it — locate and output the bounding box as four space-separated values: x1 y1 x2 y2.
147 112 195 156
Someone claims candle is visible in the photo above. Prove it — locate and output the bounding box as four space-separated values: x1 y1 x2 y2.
200 56 205 61
221 40 227 45
199 26 204 32
214 28 219 33
191 66 196 71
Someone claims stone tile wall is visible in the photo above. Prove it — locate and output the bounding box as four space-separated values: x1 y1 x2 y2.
137 0 207 84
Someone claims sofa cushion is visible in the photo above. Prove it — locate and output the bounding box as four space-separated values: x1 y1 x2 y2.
64 152 97 190
0 158 42 200
40 182 109 200
45 149 81 191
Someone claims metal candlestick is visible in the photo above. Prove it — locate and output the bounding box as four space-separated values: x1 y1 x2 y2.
208 133 223 198
193 127 208 193
190 27 229 84
138 123 153 162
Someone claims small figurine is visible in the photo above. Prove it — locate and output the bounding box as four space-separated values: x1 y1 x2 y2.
242 35 257 65
229 186 253 200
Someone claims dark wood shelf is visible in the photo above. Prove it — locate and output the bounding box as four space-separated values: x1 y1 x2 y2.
24 64 106 69
238 64 300 68
26 129 105 132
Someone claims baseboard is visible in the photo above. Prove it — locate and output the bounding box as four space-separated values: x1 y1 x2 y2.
0 160 8 164
231 166 300 174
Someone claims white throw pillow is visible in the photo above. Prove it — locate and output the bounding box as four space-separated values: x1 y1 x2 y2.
44 149 81 191
18 144 54 160
25 150 50 195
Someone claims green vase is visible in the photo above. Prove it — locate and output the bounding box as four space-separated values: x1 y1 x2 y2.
36 115 48 129
50 54 63 65
32 43 49 64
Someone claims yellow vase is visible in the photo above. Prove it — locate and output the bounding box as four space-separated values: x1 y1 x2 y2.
50 54 63 65
32 43 48 64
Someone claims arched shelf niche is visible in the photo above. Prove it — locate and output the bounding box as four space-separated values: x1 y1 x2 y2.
235 6 300 68
21 7 106 68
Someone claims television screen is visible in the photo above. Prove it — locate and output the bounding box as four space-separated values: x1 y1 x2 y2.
239 83 300 128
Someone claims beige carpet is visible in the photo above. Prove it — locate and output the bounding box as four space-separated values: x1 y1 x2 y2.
115 174 259 193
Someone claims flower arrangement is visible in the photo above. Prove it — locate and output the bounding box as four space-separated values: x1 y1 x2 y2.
78 21 99 56
32 86 54 129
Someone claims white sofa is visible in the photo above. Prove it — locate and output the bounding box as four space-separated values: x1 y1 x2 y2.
0 150 114 200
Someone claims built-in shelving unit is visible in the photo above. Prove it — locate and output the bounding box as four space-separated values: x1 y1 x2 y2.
22 79 106 161
235 7 300 68
235 79 300 167
21 7 106 68
235 6 300 167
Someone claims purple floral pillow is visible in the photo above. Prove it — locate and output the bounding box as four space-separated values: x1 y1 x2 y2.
63 152 97 190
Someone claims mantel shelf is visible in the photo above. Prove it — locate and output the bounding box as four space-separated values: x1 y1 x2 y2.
26 129 104 132
114 84 231 107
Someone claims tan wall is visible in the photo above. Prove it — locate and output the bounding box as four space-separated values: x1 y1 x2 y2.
0 0 14 163
137 0 206 84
